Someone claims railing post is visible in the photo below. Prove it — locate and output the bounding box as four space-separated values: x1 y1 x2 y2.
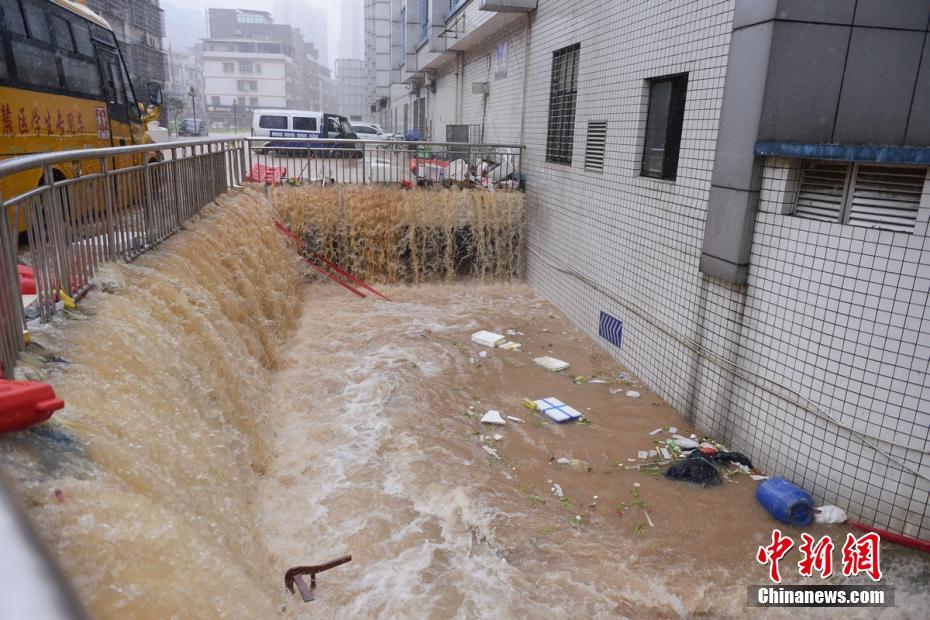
142 157 155 248
170 147 183 230
0 188 23 378
100 158 117 261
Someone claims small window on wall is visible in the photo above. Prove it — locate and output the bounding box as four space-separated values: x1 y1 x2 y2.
546 43 580 164
211 96 220 106
222 62 234 73
641 73 688 180
795 161 926 233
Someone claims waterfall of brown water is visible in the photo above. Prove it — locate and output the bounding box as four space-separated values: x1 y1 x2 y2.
271 185 525 283
1 189 302 618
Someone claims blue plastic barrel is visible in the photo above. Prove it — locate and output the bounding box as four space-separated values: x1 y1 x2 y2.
756 477 814 526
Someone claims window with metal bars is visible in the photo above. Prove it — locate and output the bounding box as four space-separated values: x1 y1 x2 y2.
794 161 927 233
641 73 688 180
546 43 580 164
584 121 607 171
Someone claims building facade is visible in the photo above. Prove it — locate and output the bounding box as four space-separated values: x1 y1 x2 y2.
336 59 370 121
201 8 334 126
164 46 203 121
87 0 168 91
377 0 930 540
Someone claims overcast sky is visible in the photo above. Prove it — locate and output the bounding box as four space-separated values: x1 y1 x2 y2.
161 0 363 69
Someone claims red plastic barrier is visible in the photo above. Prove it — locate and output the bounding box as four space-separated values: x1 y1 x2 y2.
0 379 65 433
246 164 287 185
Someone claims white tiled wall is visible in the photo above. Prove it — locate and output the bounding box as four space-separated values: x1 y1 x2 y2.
399 0 929 539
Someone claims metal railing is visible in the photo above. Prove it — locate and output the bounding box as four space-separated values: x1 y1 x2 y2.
1 137 246 378
243 137 524 189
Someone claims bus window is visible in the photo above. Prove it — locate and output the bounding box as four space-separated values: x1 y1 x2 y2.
293 117 317 131
51 14 75 53
104 61 125 105
70 19 94 57
259 115 287 129
62 56 102 97
0 0 25 35
11 39 58 88
21 0 49 43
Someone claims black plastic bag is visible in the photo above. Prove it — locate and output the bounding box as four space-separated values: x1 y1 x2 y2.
712 451 753 469
664 454 722 486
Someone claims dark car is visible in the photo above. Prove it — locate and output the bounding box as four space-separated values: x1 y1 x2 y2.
177 118 208 137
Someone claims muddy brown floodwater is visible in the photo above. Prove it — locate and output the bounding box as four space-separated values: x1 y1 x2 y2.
258 282 929 619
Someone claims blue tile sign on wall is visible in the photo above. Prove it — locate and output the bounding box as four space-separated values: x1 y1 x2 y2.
599 311 623 347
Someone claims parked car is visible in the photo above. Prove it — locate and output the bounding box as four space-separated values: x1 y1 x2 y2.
351 122 396 141
177 118 208 137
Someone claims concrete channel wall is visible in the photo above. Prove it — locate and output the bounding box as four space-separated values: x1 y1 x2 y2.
397 0 930 539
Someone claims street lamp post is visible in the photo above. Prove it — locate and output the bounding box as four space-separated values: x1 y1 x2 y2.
188 87 197 133
232 100 237 135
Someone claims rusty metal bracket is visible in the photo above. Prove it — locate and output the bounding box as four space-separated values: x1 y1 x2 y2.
284 555 352 602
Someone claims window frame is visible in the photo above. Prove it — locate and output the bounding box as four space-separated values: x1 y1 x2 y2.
640 73 688 181
545 43 580 165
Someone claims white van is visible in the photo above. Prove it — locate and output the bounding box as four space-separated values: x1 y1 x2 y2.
251 110 358 152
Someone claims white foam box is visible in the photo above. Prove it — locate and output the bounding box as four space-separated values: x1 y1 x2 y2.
534 397 582 423
471 330 506 347
533 356 570 372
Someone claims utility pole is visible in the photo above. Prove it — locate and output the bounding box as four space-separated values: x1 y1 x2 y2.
189 87 197 133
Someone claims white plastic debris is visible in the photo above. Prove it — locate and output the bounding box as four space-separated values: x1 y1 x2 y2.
506 416 524 423
480 410 506 425
556 457 571 465
533 398 583 423
552 484 564 498
482 445 501 459
505 329 522 336
672 435 699 450
750 475 770 481
471 330 506 347
649 428 663 436
588 379 607 384
499 341 522 351
533 356 570 372
478 351 488 358
447 159 469 181
637 451 649 459
659 447 671 460
626 391 641 399
493 434 503 441
814 505 848 524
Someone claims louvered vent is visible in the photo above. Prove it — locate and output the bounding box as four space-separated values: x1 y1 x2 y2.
847 165 925 233
584 121 607 171
795 161 849 222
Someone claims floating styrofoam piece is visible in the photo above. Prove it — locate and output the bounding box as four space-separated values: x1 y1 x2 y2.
750 475 770 481
626 391 641 399
556 457 571 465
588 379 607 384
481 410 506 425
659 447 672 460
534 398 582 423
482 445 500 459
814 505 848 524
499 341 522 351
493 434 503 441
649 428 663 436
478 351 488 358
471 330 506 347
506 416 524 423
533 356 570 372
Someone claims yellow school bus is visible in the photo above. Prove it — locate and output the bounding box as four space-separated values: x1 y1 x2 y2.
0 0 163 230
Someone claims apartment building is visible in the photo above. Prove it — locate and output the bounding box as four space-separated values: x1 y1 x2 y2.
336 59 370 121
87 0 167 90
375 0 930 541
202 8 334 125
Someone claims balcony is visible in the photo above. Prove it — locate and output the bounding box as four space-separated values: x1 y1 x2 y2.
478 0 537 11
